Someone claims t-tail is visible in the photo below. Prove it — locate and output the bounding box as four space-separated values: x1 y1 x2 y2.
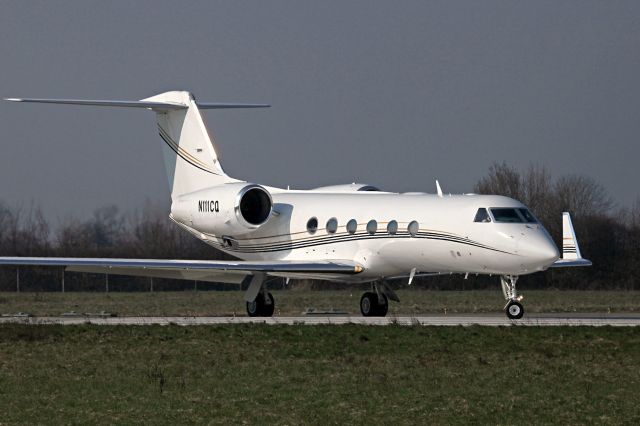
4 91 269 199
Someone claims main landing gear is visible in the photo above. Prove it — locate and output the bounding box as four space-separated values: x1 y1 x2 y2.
246 291 275 317
360 292 388 316
243 273 275 317
360 281 399 317
501 275 524 320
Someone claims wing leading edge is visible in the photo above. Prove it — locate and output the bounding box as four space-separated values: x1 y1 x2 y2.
0 257 363 284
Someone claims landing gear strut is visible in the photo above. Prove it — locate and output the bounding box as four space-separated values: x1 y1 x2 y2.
501 275 524 320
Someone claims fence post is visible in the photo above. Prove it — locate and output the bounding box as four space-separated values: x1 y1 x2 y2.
150 277 154 293
16 267 20 293
61 269 65 293
106 273 109 293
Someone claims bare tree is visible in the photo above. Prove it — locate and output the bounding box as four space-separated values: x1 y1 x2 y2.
554 175 613 218
474 162 522 200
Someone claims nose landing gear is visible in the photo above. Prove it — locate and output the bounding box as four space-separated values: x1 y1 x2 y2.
501 275 524 320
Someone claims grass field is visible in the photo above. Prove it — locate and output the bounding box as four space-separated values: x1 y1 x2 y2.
1 290 640 317
0 324 638 424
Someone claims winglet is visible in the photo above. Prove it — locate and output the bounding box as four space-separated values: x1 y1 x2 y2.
551 212 592 268
561 212 581 259
436 180 443 197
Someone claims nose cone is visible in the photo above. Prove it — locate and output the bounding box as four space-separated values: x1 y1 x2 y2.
518 230 560 269
538 239 560 265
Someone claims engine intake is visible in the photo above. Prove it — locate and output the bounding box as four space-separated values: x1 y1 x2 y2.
236 184 272 227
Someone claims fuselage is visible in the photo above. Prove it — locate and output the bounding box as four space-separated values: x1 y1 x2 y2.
171 188 560 283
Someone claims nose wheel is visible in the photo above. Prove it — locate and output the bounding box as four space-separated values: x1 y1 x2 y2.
505 300 524 320
501 275 524 320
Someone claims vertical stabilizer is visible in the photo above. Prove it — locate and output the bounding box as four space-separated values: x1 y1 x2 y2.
142 91 236 198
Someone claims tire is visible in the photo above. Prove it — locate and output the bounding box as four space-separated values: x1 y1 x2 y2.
506 301 524 320
360 292 377 316
376 293 389 317
246 293 264 317
262 292 275 317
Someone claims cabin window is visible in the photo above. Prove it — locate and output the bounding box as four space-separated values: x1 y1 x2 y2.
326 217 338 234
307 217 318 234
518 208 538 223
366 220 378 235
387 220 398 235
408 220 419 236
474 208 491 223
490 208 523 223
346 219 358 234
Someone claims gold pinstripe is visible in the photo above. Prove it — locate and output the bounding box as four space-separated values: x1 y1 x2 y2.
158 125 220 174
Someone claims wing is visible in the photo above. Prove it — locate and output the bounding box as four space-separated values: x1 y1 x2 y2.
0 257 363 284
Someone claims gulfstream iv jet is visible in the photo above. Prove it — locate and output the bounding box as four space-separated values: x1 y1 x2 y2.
1 91 591 319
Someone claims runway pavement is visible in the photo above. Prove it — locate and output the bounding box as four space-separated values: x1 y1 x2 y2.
1 313 640 326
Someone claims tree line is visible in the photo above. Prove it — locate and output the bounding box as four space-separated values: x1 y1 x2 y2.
0 163 638 291
0 202 234 292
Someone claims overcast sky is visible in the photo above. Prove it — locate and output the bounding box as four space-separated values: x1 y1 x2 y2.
1 1 639 223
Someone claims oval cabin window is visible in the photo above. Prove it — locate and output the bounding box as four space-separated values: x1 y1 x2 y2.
346 219 357 234
387 220 398 235
366 220 378 235
326 217 338 234
307 217 318 234
408 220 419 237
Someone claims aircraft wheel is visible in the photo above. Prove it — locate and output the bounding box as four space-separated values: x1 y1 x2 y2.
506 301 524 320
360 292 377 316
376 293 389 317
247 292 275 317
262 292 275 317
246 293 263 317
361 292 388 317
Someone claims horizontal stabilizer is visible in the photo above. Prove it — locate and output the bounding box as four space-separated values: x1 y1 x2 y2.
4 98 187 110
4 97 269 111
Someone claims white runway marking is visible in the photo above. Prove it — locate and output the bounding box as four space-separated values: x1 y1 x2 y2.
1 314 640 326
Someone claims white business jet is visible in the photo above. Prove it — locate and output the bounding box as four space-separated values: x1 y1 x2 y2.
1 91 591 319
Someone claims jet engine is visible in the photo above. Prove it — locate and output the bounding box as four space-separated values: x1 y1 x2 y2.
171 183 273 236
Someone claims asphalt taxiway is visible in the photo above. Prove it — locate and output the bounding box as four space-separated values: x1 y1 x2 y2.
1 313 640 326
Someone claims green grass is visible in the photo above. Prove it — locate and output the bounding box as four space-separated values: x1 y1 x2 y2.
1 290 639 317
0 324 638 424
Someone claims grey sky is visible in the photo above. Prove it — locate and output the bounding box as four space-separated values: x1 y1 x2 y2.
1 1 639 223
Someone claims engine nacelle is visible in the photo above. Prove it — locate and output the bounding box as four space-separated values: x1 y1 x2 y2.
171 183 272 236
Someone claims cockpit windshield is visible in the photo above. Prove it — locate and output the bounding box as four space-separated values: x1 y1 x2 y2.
517 208 538 223
474 208 491 223
489 208 538 223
